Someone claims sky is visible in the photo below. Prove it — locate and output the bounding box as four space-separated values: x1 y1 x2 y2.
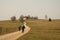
0 0 60 20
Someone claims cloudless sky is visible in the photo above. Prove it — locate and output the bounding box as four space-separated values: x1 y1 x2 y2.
0 0 60 20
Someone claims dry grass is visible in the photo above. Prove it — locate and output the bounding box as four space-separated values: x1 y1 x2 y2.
17 19 60 40
0 20 60 40
0 21 21 35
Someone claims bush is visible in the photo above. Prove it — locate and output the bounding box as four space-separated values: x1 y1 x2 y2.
49 18 51 22
11 16 16 21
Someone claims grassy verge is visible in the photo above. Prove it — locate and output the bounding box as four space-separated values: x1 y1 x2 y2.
0 21 21 35
17 20 60 40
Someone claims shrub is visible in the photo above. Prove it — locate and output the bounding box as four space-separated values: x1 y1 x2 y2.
11 16 16 21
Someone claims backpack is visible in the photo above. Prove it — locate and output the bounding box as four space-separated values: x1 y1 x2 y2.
21 24 25 29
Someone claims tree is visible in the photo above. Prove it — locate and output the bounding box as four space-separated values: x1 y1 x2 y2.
19 15 24 22
27 15 31 19
34 16 38 19
45 15 48 20
11 16 16 21
30 16 34 19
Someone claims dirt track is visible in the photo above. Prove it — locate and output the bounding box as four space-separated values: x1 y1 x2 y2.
0 23 30 40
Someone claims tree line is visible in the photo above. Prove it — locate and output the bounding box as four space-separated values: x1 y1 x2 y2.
11 14 52 22
11 15 38 21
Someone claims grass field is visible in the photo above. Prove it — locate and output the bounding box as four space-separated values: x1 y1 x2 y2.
0 21 21 35
0 19 60 40
17 19 60 40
